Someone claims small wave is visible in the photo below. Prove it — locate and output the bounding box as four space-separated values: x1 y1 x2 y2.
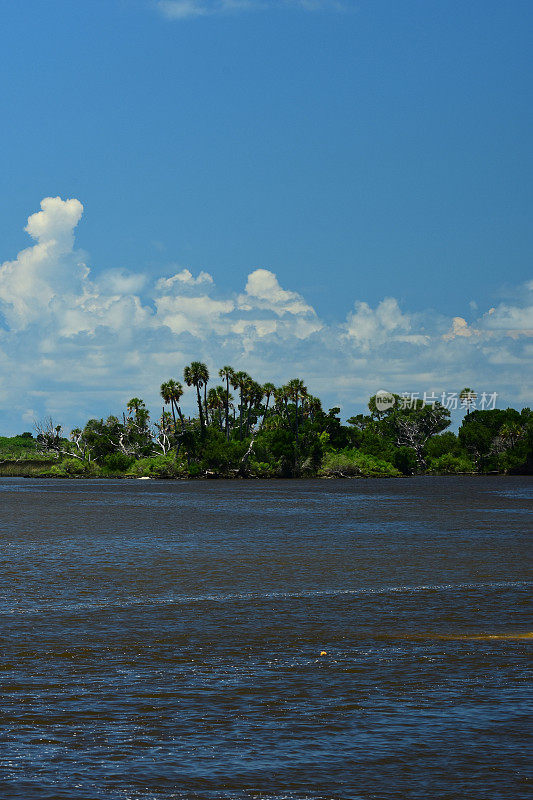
0 579 530 616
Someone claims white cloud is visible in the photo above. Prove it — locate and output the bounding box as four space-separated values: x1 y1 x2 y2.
0 196 86 328
0 197 531 433
156 268 213 291
155 294 234 336
442 316 479 341
25 196 83 249
234 268 322 341
345 297 428 351
158 0 209 18
157 0 345 20
443 283 533 341
480 299 533 338
96 268 148 296
238 268 317 317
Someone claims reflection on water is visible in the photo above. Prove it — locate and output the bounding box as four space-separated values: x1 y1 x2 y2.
0 475 531 799
379 631 533 641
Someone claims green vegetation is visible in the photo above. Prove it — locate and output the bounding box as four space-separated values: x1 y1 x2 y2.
1 367 531 478
319 450 402 478
0 433 58 475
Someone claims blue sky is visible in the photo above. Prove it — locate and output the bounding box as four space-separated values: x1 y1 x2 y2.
0 0 531 432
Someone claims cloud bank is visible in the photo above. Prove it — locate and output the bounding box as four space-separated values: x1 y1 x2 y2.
0 197 531 433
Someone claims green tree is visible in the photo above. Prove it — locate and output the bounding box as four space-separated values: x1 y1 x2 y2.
160 379 185 437
218 365 235 440
231 370 250 440
388 401 451 470
286 378 307 445
261 382 276 427
184 362 209 435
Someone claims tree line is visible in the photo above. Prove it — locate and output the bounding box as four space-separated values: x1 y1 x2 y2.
27 363 532 478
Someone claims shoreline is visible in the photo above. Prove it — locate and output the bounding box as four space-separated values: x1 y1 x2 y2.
0 470 517 480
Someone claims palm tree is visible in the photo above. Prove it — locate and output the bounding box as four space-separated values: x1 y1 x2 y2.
261 382 276 427
232 370 250 440
201 365 210 425
126 397 143 416
160 382 176 433
126 398 150 430
244 380 264 436
207 386 227 431
219 366 235 440
274 386 289 418
286 378 307 445
184 362 209 434
304 394 321 422
160 379 185 435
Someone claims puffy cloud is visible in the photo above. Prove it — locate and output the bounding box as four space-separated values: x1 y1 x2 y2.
96 268 147 296
442 316 480 341
155 294 234 336
238 268 317 316
154 267 231 337
0 196 86 328
25 197 83 249
235 268 322 340
0 196 530 433
56 294 151 338
345 297 428 350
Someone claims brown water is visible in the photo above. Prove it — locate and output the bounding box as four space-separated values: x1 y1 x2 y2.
0 476 531 799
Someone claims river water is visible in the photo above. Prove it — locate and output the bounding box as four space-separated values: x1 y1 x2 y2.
0 476 531 799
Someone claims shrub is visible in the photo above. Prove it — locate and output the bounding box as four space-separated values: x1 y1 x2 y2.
0 435 38 457
392 446 418 475
199 430 246 473
319 450 401 478
248 459 275 478
428 453 475 474
102 452 135 472
424 431 462 459
49 458 100 477
127 455 177 479
187 463 202 478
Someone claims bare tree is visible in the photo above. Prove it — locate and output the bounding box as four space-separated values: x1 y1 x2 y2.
34 418 82 460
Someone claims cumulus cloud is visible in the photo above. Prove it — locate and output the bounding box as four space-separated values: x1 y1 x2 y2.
155 294 235 336
0 196 531 433
238 268 316 316
345 297 429 350
0 197 86 328
234 268 322 341
25 196 83 249
442 316 480 341
96 268 148 296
